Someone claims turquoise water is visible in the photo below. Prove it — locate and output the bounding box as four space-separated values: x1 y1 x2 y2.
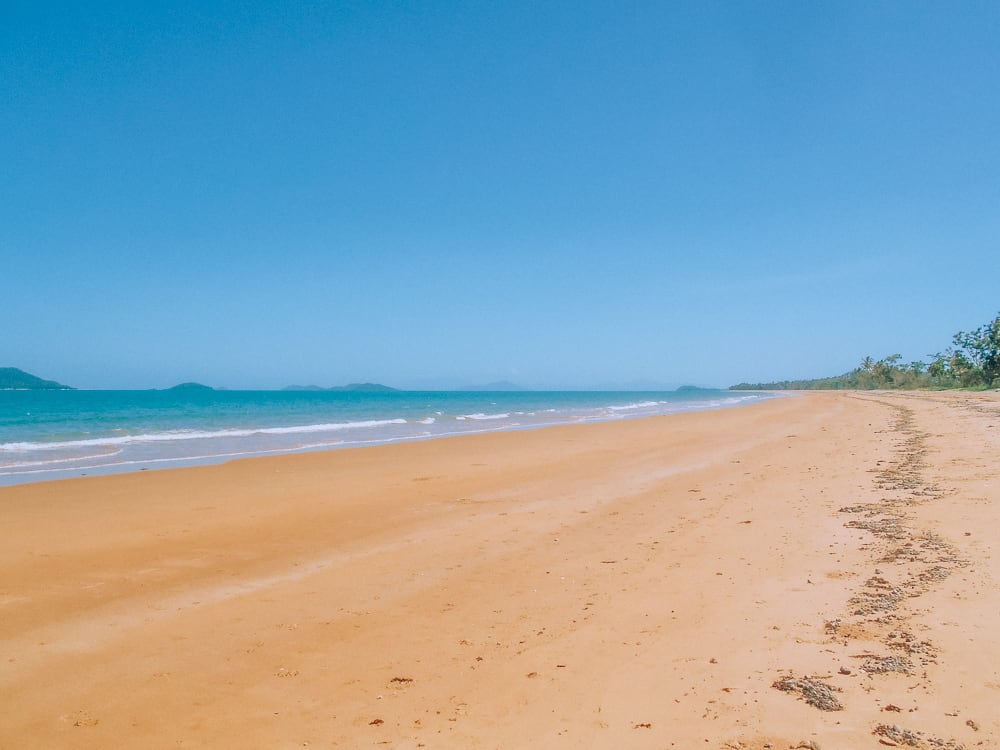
0 389 773 486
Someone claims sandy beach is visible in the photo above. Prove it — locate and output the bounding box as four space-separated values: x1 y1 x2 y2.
1 390 998 749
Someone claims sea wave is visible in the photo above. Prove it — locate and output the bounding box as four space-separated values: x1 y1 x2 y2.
0 448 125 470
606 400 663 411
0 390 781 486
0 418 408 453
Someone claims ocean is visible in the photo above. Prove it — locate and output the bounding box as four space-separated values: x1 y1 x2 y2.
0 389 774 486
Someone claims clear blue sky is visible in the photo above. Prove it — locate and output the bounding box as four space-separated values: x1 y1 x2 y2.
3 1 998 389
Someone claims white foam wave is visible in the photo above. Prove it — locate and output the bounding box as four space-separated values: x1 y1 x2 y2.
606 401 663 411
0 448 125 470
455 413 511 421
0 419 408 453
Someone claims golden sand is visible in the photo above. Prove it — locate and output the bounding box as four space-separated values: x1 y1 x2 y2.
2 391 998 748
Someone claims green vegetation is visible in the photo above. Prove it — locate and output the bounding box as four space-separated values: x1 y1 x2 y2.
0 367 73 390
732 312 1000 391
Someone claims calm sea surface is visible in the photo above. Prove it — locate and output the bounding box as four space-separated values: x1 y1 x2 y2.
0 389 774 486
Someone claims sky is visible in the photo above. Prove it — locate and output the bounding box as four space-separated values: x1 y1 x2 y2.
3 1 998 390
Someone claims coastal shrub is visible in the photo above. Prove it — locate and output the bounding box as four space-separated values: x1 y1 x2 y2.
731 312 1000 391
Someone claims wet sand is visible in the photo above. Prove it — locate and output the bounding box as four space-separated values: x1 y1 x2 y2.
2 391 998 748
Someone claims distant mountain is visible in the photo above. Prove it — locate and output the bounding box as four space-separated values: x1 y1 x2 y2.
165 382 215 392
331 382 399 392
282 382 399 392
0 367 74 390
459 380 525 391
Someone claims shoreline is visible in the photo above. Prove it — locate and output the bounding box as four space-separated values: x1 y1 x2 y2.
0 389 776 487
1 391 997 747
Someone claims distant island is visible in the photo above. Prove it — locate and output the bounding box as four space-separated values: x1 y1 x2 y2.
282 383 399 392
165 382 215 392
0 367 74 390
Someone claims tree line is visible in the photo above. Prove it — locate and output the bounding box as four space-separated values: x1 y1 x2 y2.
731 312 1000 391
